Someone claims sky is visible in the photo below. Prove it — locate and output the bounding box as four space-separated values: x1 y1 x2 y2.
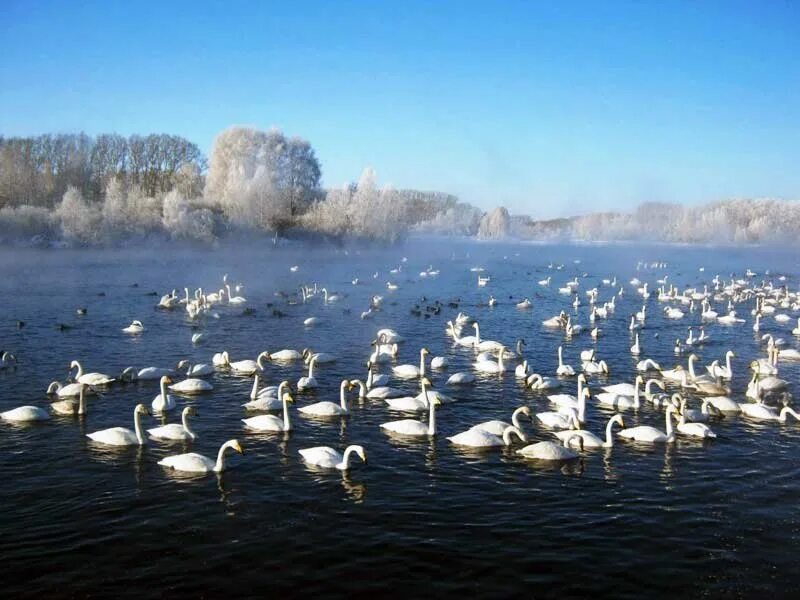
1 1 798 217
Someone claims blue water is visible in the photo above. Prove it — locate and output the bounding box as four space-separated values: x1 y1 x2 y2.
0 240 798 598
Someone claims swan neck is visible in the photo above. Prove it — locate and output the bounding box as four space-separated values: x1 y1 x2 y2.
282 391 291 429
340 382 349 411
133 408 145 444
182 410 195 437
250 376 259 399
214 442 231 472
604 417 615 447
78 386 87 415
428 400 437 435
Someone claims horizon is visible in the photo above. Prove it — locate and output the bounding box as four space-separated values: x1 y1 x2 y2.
1 1 798 217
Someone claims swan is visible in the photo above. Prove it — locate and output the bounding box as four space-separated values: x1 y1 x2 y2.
297 356 319 390
392 348 429 378
2 402 51 421
553 414 625 448
0 351 17 369
448 320 478 347
380 397 441 437
515 360 531 378
556 346 575 376
446 371 476 385
298 379 351 416
242 379 289 411
777 348 800 361
132 365 175 380
169 377 213 394
369 341 398 364
746 368 788 397
527 373 560 390
385 378 435 412
474 346 507 374
366 362 390 389
51 382 91 416
269 348 303 361
630 333 641 355
322 288 340 303
430 356 449 369
580 349 596 362
740 402 800 423
376 328 403 344
542 314 565 328
242 386 295 430
366 386 406 399
661 364 685 382
70 360 115 386
191 332 205 344
596 376 644 410
87 404 149 446
517 298 532 309
582 359 609 375
675 395 719 424
516 434 583 461
148 406 197 441
601 375 643 397
177 360 214 377
46 380 97 399
122 320 144 334
304 317 321 326
636 358 661 372
448 425 525 448
792 318 800 336
617 405 678 443
687 354 717 385
717 311 744 325
470 407 532 438
225 284 246 305
535 406 580 430
158 439 243 474
149 376 178 413
547 375 586 410
706 351 735 379
471 322 504 352
229 351 271 376
303 349 337 364
643 379 670 407
212 351 230 367
299 445 367 470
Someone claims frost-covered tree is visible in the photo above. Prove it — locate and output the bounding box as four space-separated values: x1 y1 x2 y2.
478 206 510 239
55 186 102 244
162 189 215 242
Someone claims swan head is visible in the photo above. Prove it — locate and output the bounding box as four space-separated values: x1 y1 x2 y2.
134 404 150 416
69 360 80 369
161 376 174 385
183 406 197 417
565 434 585 451
229 439 245 455
420 376 433 388
348 445 367 464
177 359 189 370
120 366 137 382
517 406 532 419
421 347 430 355
611 414 625 427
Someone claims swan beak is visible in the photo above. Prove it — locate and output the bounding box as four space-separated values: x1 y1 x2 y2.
234 441 245 455
284 394 294 403
164 376 173 385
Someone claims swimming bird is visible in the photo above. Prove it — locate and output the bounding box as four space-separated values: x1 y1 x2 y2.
158 439 243 473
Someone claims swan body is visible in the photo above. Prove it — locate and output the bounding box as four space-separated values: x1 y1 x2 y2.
297 357 319 390
556 346 575 376
474 346 507 373
2 405 51 422
380 398 440 437
242 387 294 431
393 348 428 378
47 380 96 399
617 405 678 443
158 439 243 473
212 351 230 367
448 425 525 448
430 356 449 369
242 378 289 410
515 360 531 378
636 359 661 372
136 366 175 380
122 320 144 334
535 407 579 430
87 404 149 446
740 402 800 422
553 414 625 448
169 378 213 394
527 374 560 390
298 380 351 416
517 435 583 461
70 360 115 386
148 406 197 441
299 445 367 470
447 372 476 385
366 386 406 399
386 378 435 412
471 406 531 438
229 352 271 375
151 376 176 413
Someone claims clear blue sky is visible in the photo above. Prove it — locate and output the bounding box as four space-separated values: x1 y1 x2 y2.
1 1 798 217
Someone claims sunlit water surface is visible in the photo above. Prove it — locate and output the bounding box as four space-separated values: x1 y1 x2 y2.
1 240 799 598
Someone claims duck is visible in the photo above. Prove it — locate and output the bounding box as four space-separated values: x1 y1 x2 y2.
50 382 90 416
380 397 441 437
516 434 584 461
158 439 243 473
298 379 352 416
86 404 149 446
617 404 678 443
70 360 115 386
297 356 319 390
553 414 625 448
148 406 198 441
242 386 295 431
151 376 176 413
448 425 526 448
392 348 429 378
299 445 367 470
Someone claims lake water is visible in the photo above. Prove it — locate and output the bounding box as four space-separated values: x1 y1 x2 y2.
1 240 798 598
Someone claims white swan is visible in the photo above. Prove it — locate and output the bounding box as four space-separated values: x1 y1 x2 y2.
471 406 531 438
169 377 213 394
298 379 351 416
556 346 575 376
617 404 678 443
385 378 435 412
674 399 717 438
474 346 507 374
2 402 51 422
582 359 609 375
87 404 149 446
706 351 734 379
299 445 367 470
630 333 641 355
297 356 319 390
515 360 531 378
516 434 583 461
50 382 90 415
448 425 525 448
535 406 580 430
242 378 289 411
472 323 504 352
366 362 390 389
636 358 661 372
553 414 625 448
148 406 197 441
151 376 176 413
212 351 230 367
46 380 97 399
431 356 449 369
158 439 243 473
178 360 214 377
446 371 476 385
122 319 144 334
705 395 741 414
380 398 441 437
739 401 800 423
229 351 271 375
392 348 429 378
242 386 294 431
527 373 560 390
70 360 115 386
547 375 586 410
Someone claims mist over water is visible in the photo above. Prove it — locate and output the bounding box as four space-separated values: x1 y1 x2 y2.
1 239 799 598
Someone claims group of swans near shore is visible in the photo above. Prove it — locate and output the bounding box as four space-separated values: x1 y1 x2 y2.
3 260 800 483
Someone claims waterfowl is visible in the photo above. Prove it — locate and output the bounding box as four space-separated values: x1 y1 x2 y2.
2 403 51 422
122 320 144 334
50 382 89 416
158 439 243 473
617 405 678 443
535 406 580 430
297 356 319 390
553 414 624 448
46 380 96 399
446 371 476 385
393 348 429 378
385 378 435 412
151 376 176 413
516 434 583 460
527 373 561 390
148 406 197 441
556 346 575 376
298 379 351 416
229 351 271 375
380 398 441 436
448 425 525 448
87 404 149 446
242 386 295 431
169 377 213 394
474 346 507 374
70 360 115 386
299 445 367 470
